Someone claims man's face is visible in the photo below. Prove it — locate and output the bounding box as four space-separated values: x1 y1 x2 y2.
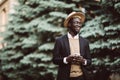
68 17 82 35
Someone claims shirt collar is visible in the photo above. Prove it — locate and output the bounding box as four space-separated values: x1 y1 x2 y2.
67 32 79 39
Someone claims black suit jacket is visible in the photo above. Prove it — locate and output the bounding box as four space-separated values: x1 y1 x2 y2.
53 34 91 80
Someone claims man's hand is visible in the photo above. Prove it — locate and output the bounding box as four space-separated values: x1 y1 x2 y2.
66 54 86 65
66 55 74 63
71 55 86 65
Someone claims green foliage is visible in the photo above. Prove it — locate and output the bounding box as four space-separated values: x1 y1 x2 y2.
39 43 54 51
114 3 120 13
80 0 120 72
0 0 77 80
0 0 120 80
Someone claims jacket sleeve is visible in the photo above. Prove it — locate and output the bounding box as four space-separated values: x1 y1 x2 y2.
52 38 65 65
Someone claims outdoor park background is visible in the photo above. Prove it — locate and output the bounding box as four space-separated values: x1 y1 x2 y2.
0 0 120 80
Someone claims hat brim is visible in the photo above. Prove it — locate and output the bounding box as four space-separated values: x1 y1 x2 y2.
64 12 85 27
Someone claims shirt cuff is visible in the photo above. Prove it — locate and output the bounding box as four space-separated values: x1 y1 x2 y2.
63 57 68 64
83 59 87 65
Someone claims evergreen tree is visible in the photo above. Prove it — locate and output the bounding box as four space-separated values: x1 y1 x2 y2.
0 0 120 80
80 0 120 73
0 0 77 80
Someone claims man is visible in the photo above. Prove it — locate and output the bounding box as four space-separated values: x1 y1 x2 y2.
53 12 91 80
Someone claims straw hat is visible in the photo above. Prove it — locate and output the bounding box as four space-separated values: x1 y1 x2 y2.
64 12 85 27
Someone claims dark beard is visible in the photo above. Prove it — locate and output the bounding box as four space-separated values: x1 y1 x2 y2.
70 28 79 35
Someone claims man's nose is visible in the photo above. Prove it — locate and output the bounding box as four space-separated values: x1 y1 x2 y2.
75 24 81 27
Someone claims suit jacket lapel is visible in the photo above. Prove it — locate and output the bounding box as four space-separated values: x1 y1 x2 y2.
63 35 70 55
79 36 84 56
